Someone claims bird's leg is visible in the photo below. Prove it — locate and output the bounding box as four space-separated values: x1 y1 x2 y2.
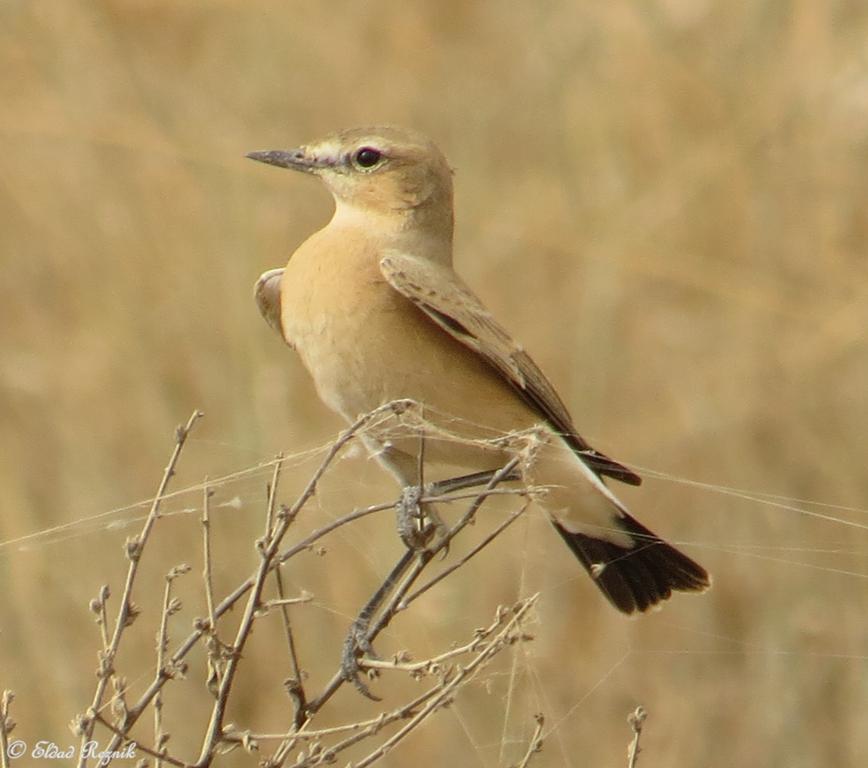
427 469 522 495
395 486 445 550
395 469 522 551
396 427 447 550
341 548 417 700
342 466 523 700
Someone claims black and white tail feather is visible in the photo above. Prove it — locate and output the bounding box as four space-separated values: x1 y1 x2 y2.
554 513 710 614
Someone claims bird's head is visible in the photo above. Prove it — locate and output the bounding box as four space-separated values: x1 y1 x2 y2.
247 126 454 235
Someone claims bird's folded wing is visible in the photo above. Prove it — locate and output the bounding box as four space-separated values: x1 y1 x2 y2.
254 268 291 344
380 252 641 486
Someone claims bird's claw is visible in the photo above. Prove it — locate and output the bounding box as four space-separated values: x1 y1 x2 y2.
341 618 382 701
396 485 447 552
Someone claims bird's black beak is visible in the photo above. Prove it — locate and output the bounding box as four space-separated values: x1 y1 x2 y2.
245 148 320 173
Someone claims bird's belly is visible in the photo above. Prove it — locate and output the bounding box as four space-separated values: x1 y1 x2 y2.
280 240 539 477
286 290 535 454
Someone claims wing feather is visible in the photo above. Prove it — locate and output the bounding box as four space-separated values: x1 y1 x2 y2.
254 268 291 344
380 253 641 486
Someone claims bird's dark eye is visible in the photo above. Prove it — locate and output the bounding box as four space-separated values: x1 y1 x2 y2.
354 147 382 169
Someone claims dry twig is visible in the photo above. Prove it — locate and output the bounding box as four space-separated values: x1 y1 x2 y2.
67 401 541 767
626 705 647 768
511 713 544 768
0 690 15 768
75 410 202 767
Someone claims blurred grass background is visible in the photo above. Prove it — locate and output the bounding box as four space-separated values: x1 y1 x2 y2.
1 0 867 765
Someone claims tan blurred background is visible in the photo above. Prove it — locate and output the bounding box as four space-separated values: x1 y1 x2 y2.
1 1 867 765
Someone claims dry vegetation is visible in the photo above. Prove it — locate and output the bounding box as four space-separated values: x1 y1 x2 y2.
1 1 867 766
32 404 542 767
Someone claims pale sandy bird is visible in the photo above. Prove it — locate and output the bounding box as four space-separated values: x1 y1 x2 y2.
249 126 709 614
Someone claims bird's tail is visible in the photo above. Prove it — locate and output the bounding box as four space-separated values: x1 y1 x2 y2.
553 513 710 614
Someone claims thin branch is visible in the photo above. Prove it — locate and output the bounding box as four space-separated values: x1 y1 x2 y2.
345 596 538 768
192 404 406 767
371 457 523 635
201 478 216 635
77 410 202 767
99 497 392 754
88 585 111 651
225 675 446 749
0 690 14 768
263 593 313 609
193 508 302 762
435 457 522 550
264 453 284 539
92 712 191 768
78 401 539 768
155 565 190 767
511 713 544 768
279 598 538 768
626 706 647 768
303 456 524 720
93 404 408 761
265 454 307 725
416 414 426 487
358 593 533 675
400 500 529 609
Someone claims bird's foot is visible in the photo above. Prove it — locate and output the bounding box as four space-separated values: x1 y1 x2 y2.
341 617 382 701
395 486 447 552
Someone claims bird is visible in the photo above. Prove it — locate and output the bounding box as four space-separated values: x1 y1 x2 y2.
248 126 710 615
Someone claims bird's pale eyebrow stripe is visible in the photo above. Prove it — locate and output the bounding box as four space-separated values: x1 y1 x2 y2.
307 140 345 168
